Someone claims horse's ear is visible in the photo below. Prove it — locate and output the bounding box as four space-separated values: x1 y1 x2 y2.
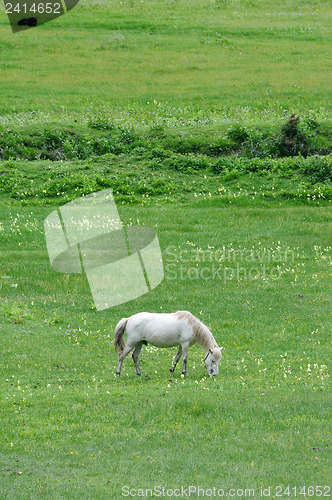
209 348 213 354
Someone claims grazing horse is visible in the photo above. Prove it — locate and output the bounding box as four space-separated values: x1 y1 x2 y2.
114 311 223 377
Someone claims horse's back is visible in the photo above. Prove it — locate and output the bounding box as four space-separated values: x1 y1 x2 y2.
127 312 180 333
126 311 194 347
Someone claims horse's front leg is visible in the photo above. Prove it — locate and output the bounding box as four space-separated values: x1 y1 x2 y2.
132 342 144 376
181 342 190 376
170 346 182 375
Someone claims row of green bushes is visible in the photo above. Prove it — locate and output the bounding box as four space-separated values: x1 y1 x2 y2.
1 154 331 203
0 115 331 162
0 164 175 203
148 149 332 182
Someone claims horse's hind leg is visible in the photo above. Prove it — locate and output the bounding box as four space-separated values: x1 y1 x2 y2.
181 342 190 376
132 342 144 376
116 344 135 377
170 346 182 375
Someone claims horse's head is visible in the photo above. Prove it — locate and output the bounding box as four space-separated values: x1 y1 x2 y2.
204 347 223 376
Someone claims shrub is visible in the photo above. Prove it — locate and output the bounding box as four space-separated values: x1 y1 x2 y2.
210 156 241 174
164 153 210 172
92 137 116 156
88 116 115 131
148 124 167 139
201 137 232 156
274 114 310 157
226 124 250 144
41 128 66 149
299 155 332 183
117 126 139 146
149 147 172 159
162 135 205 155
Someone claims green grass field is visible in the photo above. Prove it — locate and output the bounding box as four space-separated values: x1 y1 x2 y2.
0 0 331 498
0 0 331 123
0 201 331 498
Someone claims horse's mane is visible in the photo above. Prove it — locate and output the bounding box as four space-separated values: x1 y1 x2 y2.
175 311 218 350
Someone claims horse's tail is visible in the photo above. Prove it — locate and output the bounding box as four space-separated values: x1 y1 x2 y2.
114 317 128 352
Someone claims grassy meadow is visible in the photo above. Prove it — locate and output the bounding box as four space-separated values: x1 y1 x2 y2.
0 201 331 498
0 0 332 498
0 0 331 123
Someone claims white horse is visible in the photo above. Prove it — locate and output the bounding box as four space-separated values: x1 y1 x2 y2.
114 311 223 377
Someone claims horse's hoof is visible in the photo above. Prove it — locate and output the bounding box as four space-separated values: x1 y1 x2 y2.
116 373 120 377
